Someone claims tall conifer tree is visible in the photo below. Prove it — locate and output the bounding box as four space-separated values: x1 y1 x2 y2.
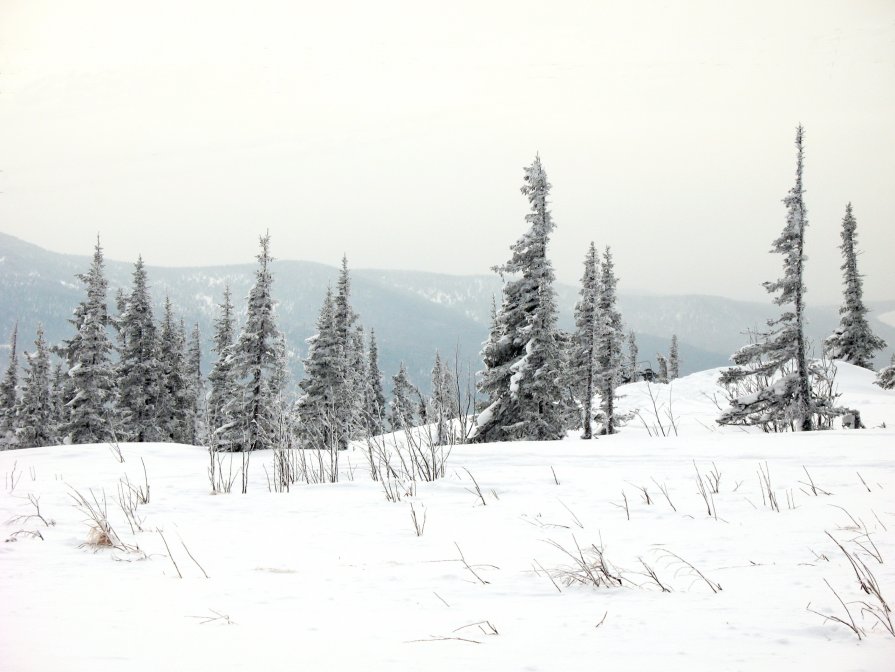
572 243 599 438
298 288 342 448
824 203 886 368
64 238 115 444
595 248 624 435
719 127 840 430
232 233 283 451
116 256 160 442
475 155 566 442
364 329 387 434
669 335 680 380
0 323 19 447
389 362 422 431
626 331 639 383
208 284 241 450
15 324 53 448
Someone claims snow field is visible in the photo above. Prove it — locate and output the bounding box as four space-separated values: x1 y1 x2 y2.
1 364 894 671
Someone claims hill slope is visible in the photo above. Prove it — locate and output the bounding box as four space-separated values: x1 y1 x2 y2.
1 362 893 671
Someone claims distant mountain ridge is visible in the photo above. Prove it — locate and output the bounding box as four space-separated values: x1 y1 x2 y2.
1 232 892 394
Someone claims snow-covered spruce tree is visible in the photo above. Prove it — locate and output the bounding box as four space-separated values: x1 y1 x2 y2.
572 242 600 438
429 350 456 445
50 362 66 440
207 284 241 451
669 335 680 380
186 323 204 444
333 257 366 444
156 299 191 443
232 233 284 452
298 287 344 450
626 330 639 383
64 238 116 444
718 127 841 431
656 353 669 383
474 155 568 442
389 362 422 431
15 324 53 448
363 329 387 434
875 354 895 390
347 325 368 439
824 203 886 368
0 323 19 447
595 247 624 435
115 256 161 442
477 296 502 416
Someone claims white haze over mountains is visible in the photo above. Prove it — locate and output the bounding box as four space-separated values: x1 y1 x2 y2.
1 1 893 303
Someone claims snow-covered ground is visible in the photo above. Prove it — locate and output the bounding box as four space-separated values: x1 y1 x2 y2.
2 364 894 671
879 310 895 329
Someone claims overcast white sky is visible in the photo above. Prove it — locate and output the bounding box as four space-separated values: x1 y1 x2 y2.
0 0 892 302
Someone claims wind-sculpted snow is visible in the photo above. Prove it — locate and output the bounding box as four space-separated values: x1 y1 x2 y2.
1 363 893 671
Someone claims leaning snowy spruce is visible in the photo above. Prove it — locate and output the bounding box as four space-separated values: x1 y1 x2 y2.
718 127 846 431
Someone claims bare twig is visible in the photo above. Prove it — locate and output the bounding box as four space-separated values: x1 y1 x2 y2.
157 529 183 579
807 579 862 640
410 501 427 537
180 538 210 578
454 542 497 585
7 493 54 528
650 478 676 512
557 498 584 528
463 468 486 507
660 550 721 593
532 559 562 593
857 472 871 492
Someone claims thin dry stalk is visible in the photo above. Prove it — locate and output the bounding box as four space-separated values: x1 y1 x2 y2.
659 550 722 593
463 468 486 507
693 461 716 518
609 491 630 521
651 478 677 512
627 482 652 505
799 466 832 496
7 493 54 528
157 528 183 579
807 579 863 640
705 463 722 494
757 462 780 513
410 501 427 537
557 499 584 528
857 472 871 492
453 621 499 637
637 557 672 592
5 461 22 493
532 559 562 593
116 480 145 534
188 609 234 625
454 542 497 585
5 529 44 542
180 538 210 578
